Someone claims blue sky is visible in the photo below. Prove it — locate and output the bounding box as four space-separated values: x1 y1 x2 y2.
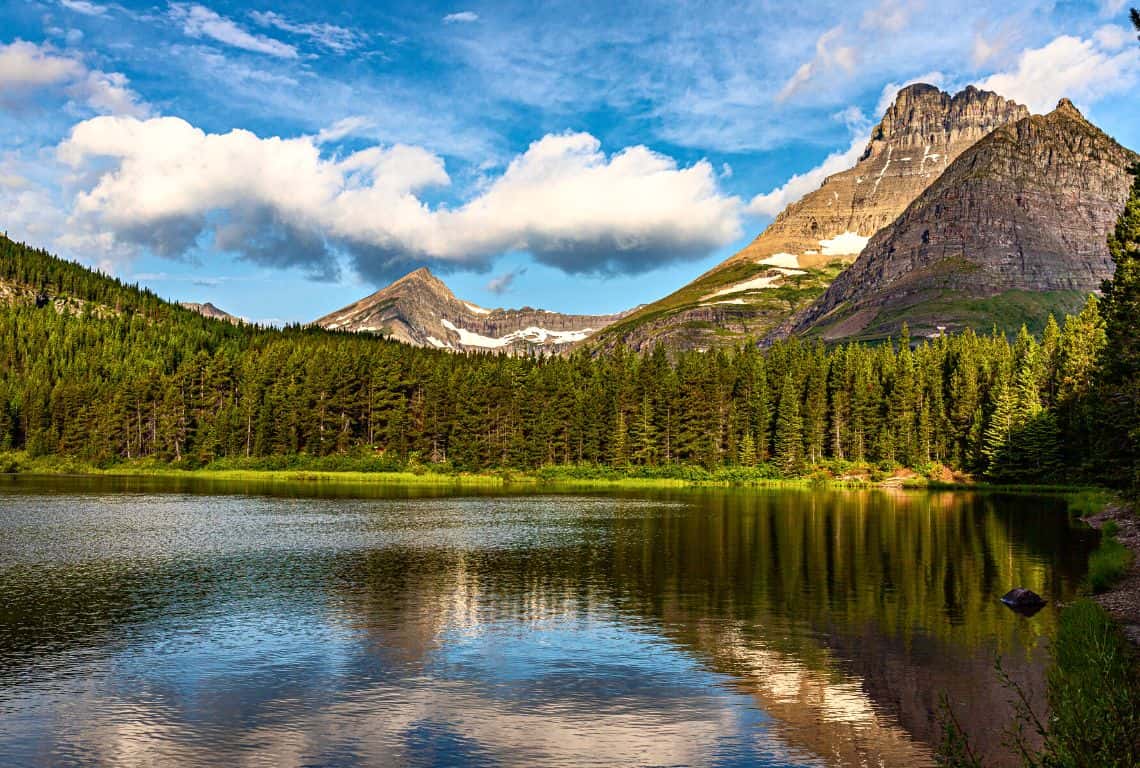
1 0 1138 323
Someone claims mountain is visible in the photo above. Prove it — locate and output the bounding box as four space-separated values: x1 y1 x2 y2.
315 267 629 354
783 99 1139 342
588 84 1029 352
180 302 240 323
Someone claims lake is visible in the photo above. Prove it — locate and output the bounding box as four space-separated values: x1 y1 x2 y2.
0 476 1097 767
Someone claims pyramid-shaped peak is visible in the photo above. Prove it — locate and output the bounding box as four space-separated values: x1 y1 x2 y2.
1052 97 1085 120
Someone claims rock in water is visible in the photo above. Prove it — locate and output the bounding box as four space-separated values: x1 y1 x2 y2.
1001 588 1047 615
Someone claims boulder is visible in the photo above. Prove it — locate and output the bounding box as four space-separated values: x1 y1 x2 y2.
1001 588 1047 615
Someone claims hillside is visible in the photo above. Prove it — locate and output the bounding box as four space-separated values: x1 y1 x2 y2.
783 99 1139 341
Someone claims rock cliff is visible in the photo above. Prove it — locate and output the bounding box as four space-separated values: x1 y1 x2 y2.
783 99 1139 341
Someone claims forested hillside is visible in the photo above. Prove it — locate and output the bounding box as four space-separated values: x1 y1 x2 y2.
1 186 1138 486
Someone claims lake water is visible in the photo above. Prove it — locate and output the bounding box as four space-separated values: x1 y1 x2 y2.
0 477 1097 767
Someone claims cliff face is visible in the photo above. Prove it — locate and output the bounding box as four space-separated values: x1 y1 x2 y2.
315 268 628 354
784 99 1139 342
587 84 1029 353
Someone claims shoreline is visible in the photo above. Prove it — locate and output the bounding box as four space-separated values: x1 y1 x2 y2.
1083 500 1140 646
0 456 1107 494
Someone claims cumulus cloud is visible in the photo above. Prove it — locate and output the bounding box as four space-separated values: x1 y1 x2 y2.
249 10 365 53
56 118 742 282
487 267 525 294
169 3 298 58
975 33 1140 114
443 11 479 23
776 27 859 102
1094 24 1133 50
0 40 149 117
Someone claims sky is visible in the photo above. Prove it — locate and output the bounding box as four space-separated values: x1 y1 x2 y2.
1 0 1138 324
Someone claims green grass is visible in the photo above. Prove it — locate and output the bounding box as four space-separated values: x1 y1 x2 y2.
1088 526 1133 594
0 451 965 490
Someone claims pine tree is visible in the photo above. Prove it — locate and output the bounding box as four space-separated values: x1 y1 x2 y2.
1096 165 1140 487
774 374 803 474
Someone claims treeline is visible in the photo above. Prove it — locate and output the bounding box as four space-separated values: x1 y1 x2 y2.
0 166 1137 486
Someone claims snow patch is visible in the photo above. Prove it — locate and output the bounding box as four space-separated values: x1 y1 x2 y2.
759 253 801 269
704 268 806 300
818 231 870 256
463 302 490 315
441 318 592 348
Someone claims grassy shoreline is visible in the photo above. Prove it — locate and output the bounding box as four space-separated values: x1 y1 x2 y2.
0 450 1109 493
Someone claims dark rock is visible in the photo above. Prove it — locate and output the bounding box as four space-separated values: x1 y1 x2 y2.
1001 587 1047 616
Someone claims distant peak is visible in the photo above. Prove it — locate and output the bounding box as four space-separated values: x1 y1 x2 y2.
1052 97 1085 120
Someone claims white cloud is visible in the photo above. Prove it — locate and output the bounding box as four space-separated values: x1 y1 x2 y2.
874 71 947 116
746 133 867 218
0 40 149 117
57 117 742 280
249 10 364 53
1094 24 1133 51
443 11 479 24
975 34 1140 114
169 4 298 59
0 40 83 89
59 0 107 16
860 0 919 33
745 104 877 219
316 116 372 144
776 27 859 102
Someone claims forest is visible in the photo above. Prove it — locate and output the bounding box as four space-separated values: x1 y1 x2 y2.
0 169 1137 489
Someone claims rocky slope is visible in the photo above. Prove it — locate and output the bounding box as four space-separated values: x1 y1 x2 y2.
180 302 240 323
587 84 1029 352
782 99 1139 342
316 267 629 354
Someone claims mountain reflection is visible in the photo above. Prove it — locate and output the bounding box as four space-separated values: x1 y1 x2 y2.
0 484 1096 767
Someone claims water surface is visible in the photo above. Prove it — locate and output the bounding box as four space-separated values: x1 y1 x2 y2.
0 477 1096 767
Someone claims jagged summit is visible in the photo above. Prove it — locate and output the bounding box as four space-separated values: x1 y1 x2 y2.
781 97 1138 341
315 267 628 354
587 83 1029 353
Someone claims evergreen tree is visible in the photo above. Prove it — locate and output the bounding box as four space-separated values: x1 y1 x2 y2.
1096 165 1140 488
774 374 803 474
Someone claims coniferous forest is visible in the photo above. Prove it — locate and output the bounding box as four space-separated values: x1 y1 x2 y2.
1 169 1137 489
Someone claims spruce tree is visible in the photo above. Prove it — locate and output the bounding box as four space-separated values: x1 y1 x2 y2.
774 374 803 474
1096 165 1140 487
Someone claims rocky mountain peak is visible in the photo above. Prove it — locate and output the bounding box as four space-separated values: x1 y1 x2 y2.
781 104 1139 342
864 84 1028 160
1052 97 1085 121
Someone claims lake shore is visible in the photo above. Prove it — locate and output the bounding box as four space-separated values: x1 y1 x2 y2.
0 451 1085 491
1083 499 1140 646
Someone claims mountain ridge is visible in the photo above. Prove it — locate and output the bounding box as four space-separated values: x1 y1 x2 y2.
585 83 1030 352
315 266 631 354
780 98 1139 341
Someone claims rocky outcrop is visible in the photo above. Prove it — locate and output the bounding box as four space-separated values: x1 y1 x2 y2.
784 100 1139 341
588 84 1029 353
315 267 629 354
180 302 240 324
